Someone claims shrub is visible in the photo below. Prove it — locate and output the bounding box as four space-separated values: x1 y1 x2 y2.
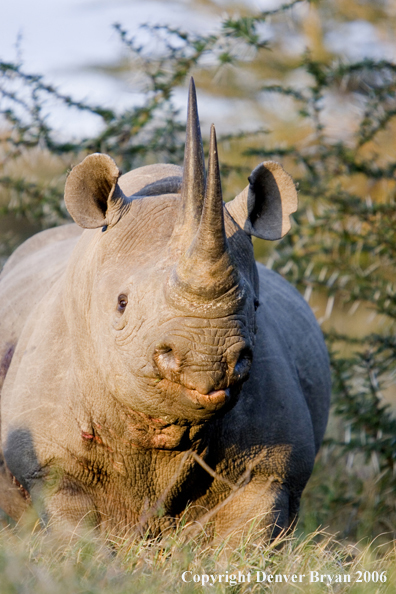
1 0 396 541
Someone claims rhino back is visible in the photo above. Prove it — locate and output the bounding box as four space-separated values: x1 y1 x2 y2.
255 263 331 453
118 163 182 197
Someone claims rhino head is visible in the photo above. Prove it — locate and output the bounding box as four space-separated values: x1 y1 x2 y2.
63 79 297 441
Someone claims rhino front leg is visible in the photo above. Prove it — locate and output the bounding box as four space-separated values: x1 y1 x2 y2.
37 482 99 535
3 427 96 533
203 477 293 544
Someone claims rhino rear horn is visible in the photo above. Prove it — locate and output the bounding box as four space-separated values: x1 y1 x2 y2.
169 125 243 308
65 153 130 229
181 124 232 273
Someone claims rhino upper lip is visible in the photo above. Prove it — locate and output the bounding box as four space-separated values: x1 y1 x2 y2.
189 387 230 406
156 378 231 410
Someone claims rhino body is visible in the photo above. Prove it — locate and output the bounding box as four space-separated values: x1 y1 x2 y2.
0 81 330 539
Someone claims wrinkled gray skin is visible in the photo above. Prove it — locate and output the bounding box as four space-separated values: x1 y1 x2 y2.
0 80 330 540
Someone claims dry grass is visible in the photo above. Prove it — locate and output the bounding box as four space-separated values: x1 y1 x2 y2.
0 512 394 594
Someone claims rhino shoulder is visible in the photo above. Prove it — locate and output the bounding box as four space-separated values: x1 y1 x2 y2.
0 225 82 392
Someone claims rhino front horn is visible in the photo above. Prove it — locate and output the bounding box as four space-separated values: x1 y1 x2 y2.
173 77 206 245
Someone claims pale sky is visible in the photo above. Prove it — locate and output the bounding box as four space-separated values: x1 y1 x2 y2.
1 0 393 137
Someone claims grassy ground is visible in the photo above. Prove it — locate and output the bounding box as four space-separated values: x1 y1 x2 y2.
0 513 394 594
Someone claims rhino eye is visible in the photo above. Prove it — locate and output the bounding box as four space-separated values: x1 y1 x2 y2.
117 294 128 313
254 298 260 311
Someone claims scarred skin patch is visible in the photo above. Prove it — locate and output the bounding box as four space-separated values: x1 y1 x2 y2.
81 409 191 451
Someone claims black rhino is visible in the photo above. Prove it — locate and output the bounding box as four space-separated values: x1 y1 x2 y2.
0 79 330 540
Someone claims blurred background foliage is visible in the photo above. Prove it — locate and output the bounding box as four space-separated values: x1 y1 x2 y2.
1 0 396 546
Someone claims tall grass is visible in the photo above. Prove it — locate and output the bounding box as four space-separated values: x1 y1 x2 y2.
0 515 395 593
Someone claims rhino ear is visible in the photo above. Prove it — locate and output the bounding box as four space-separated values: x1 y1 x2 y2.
65 153 129 229
225 161 298 240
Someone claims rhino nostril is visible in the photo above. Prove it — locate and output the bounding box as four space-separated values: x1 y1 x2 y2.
156 345 173 356
232 347 253 383
153 344 180 378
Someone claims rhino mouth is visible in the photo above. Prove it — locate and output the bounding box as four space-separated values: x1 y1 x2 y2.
157 378 234 412
185 386 230 407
